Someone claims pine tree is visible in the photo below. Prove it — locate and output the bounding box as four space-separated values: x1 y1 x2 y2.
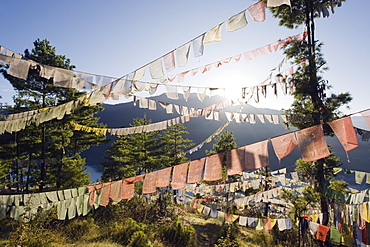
205 129 237 156
205 129 237 184
160 124 194 167
265 0 351 227
102 115 163 181
0 39 107 191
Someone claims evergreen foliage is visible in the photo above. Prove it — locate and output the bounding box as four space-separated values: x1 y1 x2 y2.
160 123 194 167
102 115 163 181
0 39 107 191
102 115 194 181
265 0 351 229
205 129 236 156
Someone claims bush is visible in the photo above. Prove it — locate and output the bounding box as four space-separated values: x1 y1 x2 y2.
159 218 198 247
214 224 239 247
96 218 149 246
62 217 97 242
128 230 152 247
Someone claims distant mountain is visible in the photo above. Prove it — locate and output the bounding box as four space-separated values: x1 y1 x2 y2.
82 93 370 189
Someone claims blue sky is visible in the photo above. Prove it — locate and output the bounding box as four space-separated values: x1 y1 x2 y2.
1 0 369 116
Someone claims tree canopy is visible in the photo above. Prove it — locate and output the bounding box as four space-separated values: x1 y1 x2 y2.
0 39 108 191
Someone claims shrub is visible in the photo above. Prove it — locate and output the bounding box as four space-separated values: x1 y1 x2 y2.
159 218 197 247
96 218 149 246
62 217 97 242
128 230 152 247
214 225 239 247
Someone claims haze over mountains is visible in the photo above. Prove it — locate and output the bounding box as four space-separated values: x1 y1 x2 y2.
83 93 370 189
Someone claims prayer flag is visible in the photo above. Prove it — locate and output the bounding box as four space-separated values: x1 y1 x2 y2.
156 167 172 188
163 51 176 72
247 1 266 22
193 34 205 57
361 109 370 128
142 171 157 194
187 157 206 183
227 147 246 175
204 24 222 43
176 42 191 67
245 140 269 169
203 153 223 181
172 162 189 190
225 10 248 32
149 58 164 79
267 0 291 7
270 132 297 161
327 116 358 152
295 125 330 162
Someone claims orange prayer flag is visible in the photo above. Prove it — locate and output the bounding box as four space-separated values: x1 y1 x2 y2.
155 167 172 188
327 116 358 152
187 157 206 183
227 147 246 175
142 171 157 194
172 162 189 190
245 140 269 169
316 224 330 242
270 132 297 161
121 181 135 200
124 174 145 184
203 153 223 181
296 125 330 162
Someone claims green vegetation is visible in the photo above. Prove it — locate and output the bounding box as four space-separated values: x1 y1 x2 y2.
102 115 194 181
266 0 351 228
0 39 107 192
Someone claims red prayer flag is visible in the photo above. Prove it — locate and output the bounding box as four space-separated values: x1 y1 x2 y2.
245 140 269 169
327 116 358 152
155 167 172 188
247 1 266 22
124 174 145 184
87 185 95 206
172 162 189 190
203 153 223 181
121 175 144 199
296 125 330 162
142 171 157 194
270 132 297 161
316 224 330 242
227 147 246 175
121 181 135 200
187 157 206 183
